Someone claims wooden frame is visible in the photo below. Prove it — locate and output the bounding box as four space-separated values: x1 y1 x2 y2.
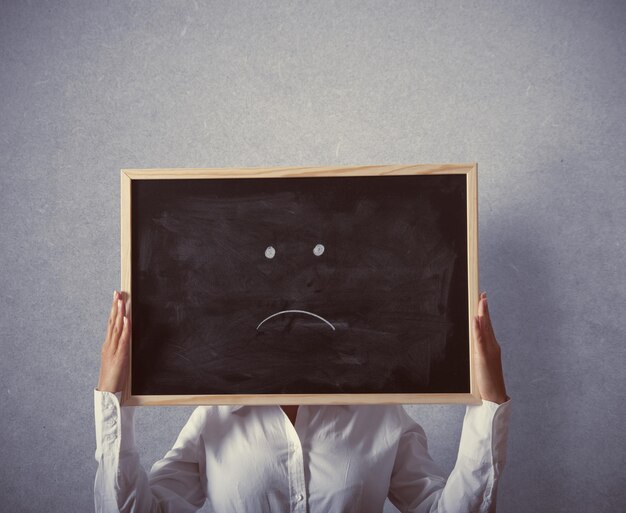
120 164 481 406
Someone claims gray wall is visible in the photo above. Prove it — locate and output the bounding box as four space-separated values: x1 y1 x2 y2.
1 1 624 512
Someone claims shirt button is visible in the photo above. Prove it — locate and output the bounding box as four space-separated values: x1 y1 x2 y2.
295 493 303 502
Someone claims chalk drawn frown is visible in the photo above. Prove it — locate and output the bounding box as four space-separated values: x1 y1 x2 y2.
257 243 336 331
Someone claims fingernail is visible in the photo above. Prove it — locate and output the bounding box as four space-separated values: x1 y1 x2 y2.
113 290 117 300
118 299 122 309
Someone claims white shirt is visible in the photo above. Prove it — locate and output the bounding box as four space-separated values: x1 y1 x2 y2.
94 388 511 513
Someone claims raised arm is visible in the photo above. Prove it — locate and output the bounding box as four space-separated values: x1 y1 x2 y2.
94 291 207 513
388 291 512 513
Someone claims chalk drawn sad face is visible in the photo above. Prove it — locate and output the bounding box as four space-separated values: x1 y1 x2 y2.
133 175 468 395
256 243 338 332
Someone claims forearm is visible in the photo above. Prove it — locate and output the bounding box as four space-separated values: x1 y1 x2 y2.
388 398 512 513
94 388 160 513
435 398 512 513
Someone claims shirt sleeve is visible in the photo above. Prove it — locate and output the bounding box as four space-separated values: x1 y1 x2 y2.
387 397 512 513
93 388 207 513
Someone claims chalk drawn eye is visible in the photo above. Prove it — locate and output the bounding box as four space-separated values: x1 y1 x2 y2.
313 244 324 256
265 245 276 259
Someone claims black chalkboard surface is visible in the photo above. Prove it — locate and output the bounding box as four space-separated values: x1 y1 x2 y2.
121 165 480 405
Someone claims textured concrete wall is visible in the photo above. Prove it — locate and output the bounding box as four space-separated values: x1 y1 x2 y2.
1 1 624 511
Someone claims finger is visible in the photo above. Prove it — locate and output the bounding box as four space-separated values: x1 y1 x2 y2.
482 295 497 340
477 293 496 339
116 314 131 356
105 291 119 344
473 315 485 349
482 293 491 321
111 297 125 352
478 292 486 317
123 292 131 319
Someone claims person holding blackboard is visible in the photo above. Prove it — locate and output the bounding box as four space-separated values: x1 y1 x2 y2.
94 290 510 513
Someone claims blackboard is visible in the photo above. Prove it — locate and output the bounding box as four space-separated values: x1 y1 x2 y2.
120 165 480 405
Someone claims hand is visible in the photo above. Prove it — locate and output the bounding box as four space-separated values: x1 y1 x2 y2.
97 290 131 393
473 291 508 404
